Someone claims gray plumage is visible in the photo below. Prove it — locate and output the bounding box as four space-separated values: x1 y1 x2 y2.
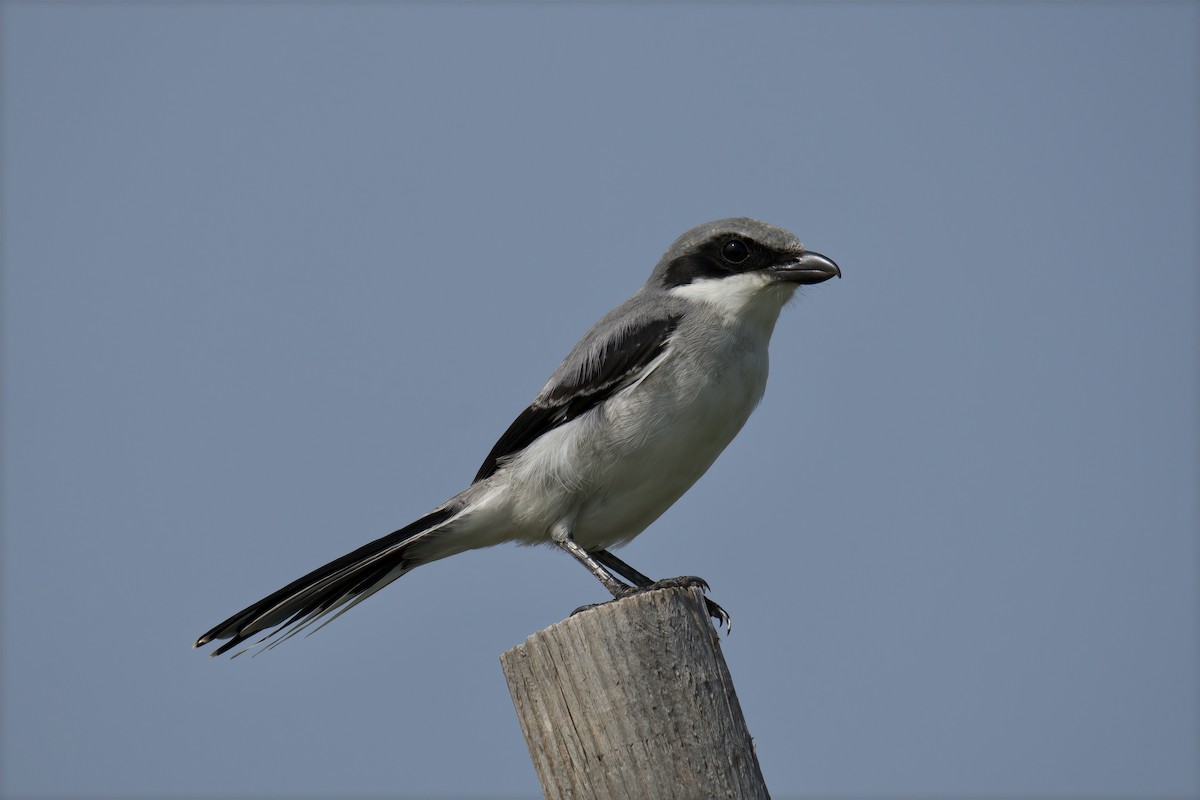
195 217 839 656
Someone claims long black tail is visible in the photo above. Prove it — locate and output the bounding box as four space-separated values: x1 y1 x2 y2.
194 505 459 657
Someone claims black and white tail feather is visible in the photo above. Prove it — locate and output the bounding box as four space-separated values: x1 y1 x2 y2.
193 504 463 657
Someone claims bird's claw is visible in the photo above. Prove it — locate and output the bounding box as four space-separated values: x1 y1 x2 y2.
636 575 710 593
704 597 733 635
642 576 731 634
570 576 732 634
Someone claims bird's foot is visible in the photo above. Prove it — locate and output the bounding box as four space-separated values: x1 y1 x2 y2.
570 576 732 634
570 602 604 616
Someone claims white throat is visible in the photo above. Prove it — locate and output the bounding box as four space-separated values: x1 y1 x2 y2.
669 272 796 335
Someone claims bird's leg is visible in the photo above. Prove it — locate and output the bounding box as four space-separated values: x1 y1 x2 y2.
590 548 732 633
590 549 656 587
550 524 634 598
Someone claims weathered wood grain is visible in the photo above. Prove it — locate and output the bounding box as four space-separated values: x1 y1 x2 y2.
500 586 770 800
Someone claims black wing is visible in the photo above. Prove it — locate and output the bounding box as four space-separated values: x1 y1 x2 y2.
474 313 682 482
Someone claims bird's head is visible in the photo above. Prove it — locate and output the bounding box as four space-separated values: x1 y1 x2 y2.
649 217 840 327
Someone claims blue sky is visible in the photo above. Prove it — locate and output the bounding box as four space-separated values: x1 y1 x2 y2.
2 3 1197 798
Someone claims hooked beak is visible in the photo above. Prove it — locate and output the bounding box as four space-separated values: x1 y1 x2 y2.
771 250 841 284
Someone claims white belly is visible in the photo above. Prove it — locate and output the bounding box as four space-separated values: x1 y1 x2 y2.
501 328 771 551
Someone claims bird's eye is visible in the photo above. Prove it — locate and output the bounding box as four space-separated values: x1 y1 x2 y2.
722 239 750 263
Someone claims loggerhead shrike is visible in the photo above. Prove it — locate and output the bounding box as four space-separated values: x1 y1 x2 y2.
195 218 839 656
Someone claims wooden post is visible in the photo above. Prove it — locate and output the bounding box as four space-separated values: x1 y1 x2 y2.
500 586 770 800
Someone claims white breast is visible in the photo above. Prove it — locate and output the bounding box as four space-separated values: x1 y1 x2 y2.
496 276 798 550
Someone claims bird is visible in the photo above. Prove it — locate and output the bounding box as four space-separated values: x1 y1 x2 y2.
194 217 840 656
